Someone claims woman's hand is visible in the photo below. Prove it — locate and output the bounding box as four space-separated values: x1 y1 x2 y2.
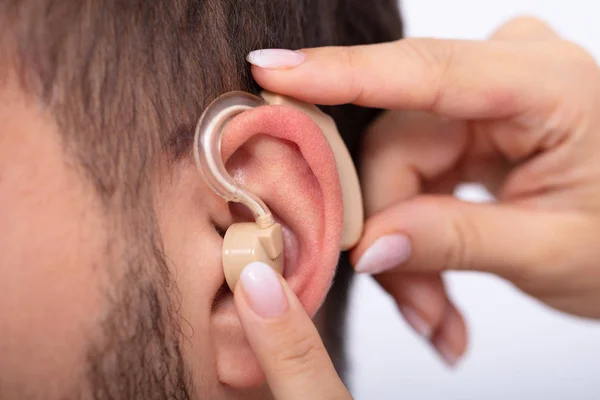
247 17 600 365
234 261 352 400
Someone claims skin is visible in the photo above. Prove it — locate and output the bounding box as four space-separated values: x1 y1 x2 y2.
240 16 600 398
0 71 109 399
0 64 344 399
0 75 197 399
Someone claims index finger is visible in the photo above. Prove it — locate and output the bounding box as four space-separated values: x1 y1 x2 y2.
234 262 351 400
247 38 561 119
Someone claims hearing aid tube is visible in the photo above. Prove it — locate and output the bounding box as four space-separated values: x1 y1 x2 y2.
193 91 275 228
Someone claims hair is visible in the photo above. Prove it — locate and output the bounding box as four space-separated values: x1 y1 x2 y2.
0 0 403 398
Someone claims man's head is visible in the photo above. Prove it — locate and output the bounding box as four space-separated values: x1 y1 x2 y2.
0 1 402 398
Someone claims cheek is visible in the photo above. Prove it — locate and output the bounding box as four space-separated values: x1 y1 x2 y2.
154 165 226 385
0 125 107 396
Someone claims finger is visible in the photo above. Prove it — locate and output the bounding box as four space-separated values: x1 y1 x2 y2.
431 302 468 367
234 262 351 400
490 16 560 40
377 272 468 366
361 111 470 365
350 196 582 282
248 38 563 118
360 110 469 215
361 110 510 211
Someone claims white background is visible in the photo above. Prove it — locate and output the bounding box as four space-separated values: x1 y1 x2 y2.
347 1 600 399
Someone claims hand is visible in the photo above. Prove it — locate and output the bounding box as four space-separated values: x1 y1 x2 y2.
234 261 352 400
246 17 600 365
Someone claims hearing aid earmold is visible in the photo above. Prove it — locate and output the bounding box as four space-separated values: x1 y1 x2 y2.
193 91 363 291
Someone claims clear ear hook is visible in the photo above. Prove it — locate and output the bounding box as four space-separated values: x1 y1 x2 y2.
193 91 275 228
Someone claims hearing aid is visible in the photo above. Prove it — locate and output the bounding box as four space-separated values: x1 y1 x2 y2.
193 91 364 291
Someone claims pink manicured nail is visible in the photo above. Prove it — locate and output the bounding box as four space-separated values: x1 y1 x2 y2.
399 305 432 339
433 338 461 368
239 262 288 318
354 234 412 275
246 49 306 69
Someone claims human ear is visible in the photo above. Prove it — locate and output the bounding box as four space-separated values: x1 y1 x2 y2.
217 97 359 389
194 92 363 292
157 92 362 390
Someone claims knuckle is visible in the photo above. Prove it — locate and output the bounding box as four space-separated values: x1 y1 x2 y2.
500 15 553 34
341 46 364 104
478 83 520 114
273 332 324 373
398 38 455 109
556 41 599 80
411 197 476 271
401 38 451 73
509 15 548 26
442 205 478 271
569 47 598 73
549 41 600 107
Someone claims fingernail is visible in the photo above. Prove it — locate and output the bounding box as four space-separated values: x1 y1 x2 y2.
240 261 288 318
433 339 461 368
246 49 306 69
354 234 412 274
399 305 432 339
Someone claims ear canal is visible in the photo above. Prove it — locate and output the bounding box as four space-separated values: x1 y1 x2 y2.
260 91 364 250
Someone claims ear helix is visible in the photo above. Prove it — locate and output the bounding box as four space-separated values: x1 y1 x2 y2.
194 91 284 291
259 92 364 251
193 91 364 291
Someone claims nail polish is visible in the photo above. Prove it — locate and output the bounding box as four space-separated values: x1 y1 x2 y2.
354 234 412 275
399 305 432 339
246 49 306 69
239 261 288 318
434 339 460 367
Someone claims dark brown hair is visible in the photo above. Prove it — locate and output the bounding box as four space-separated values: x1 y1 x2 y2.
1 0 403 200
0 0 403 397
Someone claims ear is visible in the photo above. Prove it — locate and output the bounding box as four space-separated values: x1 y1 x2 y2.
212 104 346 389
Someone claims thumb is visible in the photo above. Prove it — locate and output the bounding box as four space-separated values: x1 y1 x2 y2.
350 196 578 281
234 262 351 400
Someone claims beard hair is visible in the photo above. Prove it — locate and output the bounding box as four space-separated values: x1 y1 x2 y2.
81 204 193 400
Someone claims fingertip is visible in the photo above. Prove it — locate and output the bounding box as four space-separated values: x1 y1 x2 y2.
380 272 448 339
388 275 468 367
246 49 307 69
249 64 275 89
431 303 468 367
349 197 442 271
353 233 412 275
248 64 304 103
248 45 370 107
398 304 433 339
237 261 288 319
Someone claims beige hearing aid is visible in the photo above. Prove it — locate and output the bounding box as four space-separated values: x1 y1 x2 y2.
193 91 364 291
